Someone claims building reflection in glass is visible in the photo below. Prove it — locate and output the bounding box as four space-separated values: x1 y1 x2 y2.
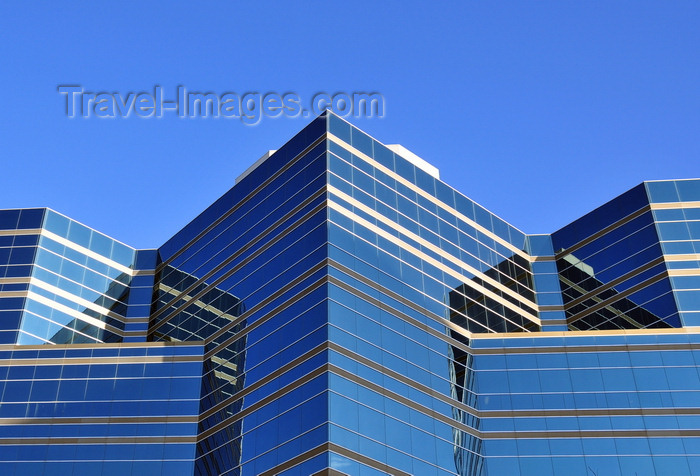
557 253 676 330
151 265 246 475
445 251 540 475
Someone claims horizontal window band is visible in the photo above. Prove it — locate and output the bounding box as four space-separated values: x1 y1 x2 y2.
555 205 651 260
157 134 328 272
132 269 155 276
531 256 556 262
311 468 350 476
329 202 539 323
18 290 125 337
328 341 478 419
540 319 568 325
157 282 239 323
556 239 661 297
664 253 700 262
650 201 700 210
329 185 537 311
539 306 565 312
326 262 474 349
329 202 540 326
256 443 328 476
560 256 666 310
149 187 327 328
327 133 531 262
328 164 534 281
258 442 412 476
479 407 700 419
329 222 536 327
197 300 326 405
154 159 328 306
155 249 327 360
470 340 700 355
565 271 669 325
0 341 203 351
483 428 700 440
0 291 25 298
120 318 150 326
0 353 203 366
0 229 42 236
28 277 130 324
192 252 326 348
331 359 700 442
329 341 700 420
0 435 197 445
668 268 700 277
152 179 326 321
0 415 198 425
198 424 330 476
6 345 698 437
41 229 134 277
154 229 325 344
31 260 133 309
199 341 330 423
473 323 700 338
0 285 143 328
159 278 328 403
204 261 329 354
1 279 136 318
328 364 479 438
150 217 327 343
202 358 477 470
0 277 31 285
198 363 329 441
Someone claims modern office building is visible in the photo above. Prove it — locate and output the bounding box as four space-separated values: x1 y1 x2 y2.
1 112 699 475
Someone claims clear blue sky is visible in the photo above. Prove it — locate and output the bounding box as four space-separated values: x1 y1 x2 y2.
1 1 698 249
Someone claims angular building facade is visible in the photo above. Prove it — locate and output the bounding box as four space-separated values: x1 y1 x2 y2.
1 112 699 475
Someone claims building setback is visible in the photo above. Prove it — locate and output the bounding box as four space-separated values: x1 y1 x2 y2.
0 112 699 475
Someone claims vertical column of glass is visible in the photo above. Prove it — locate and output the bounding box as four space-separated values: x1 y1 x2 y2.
526 234 567 331
0 208 43 344
646 180 700 327
123 249 157 341
327 113 491 475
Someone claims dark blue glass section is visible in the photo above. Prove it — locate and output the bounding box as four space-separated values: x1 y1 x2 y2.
552 183 648 252
134 249 157 269
0 209 21 230
158 114 327 261
0 343 204 473
17 209 45 229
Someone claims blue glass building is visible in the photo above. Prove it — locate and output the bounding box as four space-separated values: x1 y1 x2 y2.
1 112 699 475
